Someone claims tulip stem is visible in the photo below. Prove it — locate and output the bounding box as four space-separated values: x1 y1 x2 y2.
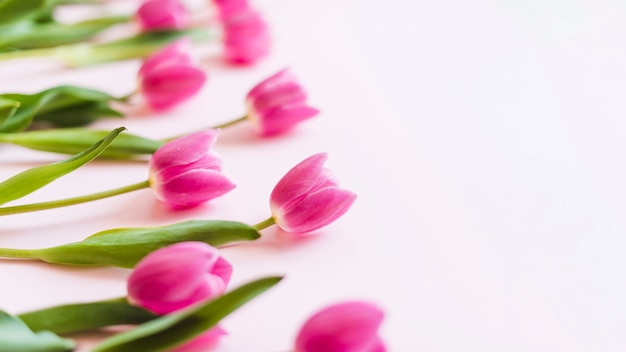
0 180 150 216
254 217 275 231
161 115 248 142
0 248 38 260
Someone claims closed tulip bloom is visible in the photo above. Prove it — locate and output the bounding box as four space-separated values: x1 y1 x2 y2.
128 242 233 315
136 0 189 31
149 130 235 209
222 8 271 65
212 0 250 18
270 153 356 233
138 40 206 111
246 69 319 136
295 301 386 352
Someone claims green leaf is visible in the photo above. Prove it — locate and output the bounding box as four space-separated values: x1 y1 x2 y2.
0 16 130 51
31 220 260 267
57 28 210 67
0 127 124 206
0 128 163 158
0 0 49 25
0 97 19 126
92 276 283 352
0 309 74 352
0 85 124 133
19 297 156 335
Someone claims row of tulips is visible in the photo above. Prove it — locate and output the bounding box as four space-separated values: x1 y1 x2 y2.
0 0 387 350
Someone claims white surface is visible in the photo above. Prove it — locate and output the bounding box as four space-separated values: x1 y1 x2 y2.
1 0 625 351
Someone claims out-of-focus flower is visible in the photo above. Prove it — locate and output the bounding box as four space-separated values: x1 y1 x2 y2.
138 39 206 111
127 242 233 315
136 0 190 31
295 301 386 352
212 0 250 18
270 153 356 233
221 8 271 65
171 326 227 352
149 130 235 209
246 68 319 136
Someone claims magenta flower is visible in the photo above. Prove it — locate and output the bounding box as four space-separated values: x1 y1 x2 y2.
212 0 250 18
171 326 227 352
246 69 319 136
136 0 189 31
295 301 386 352
270 153 356 233
221 8 271 65
127 242 232 315
138 40 207 111
149 130 235 209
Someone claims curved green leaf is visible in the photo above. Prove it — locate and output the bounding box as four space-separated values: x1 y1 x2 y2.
0 0 49 25
0 310 74 352
0 128 163 157
92 276 283 352
0 97 19 125
0 127 124 206
30 220 260 267
19 297 155 335
0 85 124 133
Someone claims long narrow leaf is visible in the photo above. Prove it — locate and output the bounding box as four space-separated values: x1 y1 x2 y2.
0 310 74 352
92 276 283 352
0 127 124 206
19 297 155 334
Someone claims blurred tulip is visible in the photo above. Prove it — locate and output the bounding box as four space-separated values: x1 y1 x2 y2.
295 301 386 352
171 326 227 352
222 8 271 65
246 69 319 136
136 0 190 31
128 242 232 315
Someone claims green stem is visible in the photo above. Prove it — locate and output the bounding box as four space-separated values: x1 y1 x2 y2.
0 180 150 216
161 115 248 142
0 248 38 259
253 216 275 231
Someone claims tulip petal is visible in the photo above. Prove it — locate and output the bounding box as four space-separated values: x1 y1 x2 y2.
276 186 356 233
250 82 307 114
255 105 319 136
155 169 236 209
295 301 384 352
141 65 207 111
136 0 189 31
171 326 227 352
139 38 193 76
150 131 219 174
270 153 328 209
246 68 295 102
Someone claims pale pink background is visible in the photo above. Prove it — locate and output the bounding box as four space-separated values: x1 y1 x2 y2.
1 0 625 351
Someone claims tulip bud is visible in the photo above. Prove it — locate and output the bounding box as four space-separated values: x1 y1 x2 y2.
149 130 235 209
295 301 386 352
136 0 190 31
246 69 319 136
270 153 356 233
222 8 271 65
127 242 232 315
138 39 207 111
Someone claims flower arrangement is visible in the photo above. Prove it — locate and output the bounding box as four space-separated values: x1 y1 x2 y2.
0 0 387 351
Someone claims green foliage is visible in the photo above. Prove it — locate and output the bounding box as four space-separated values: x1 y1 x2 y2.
0 127 123 206
0 85 124 133
92 277 283 352
0 310 74 352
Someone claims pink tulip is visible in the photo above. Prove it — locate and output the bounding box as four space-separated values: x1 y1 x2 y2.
212 0 250 18
270 153 356 233
136 0 189 31
295 301 386 352
128 242 232 315
171 326 227 352
139 40 206 111
149 130 235 209
246 69 319 136
221 8 271 65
